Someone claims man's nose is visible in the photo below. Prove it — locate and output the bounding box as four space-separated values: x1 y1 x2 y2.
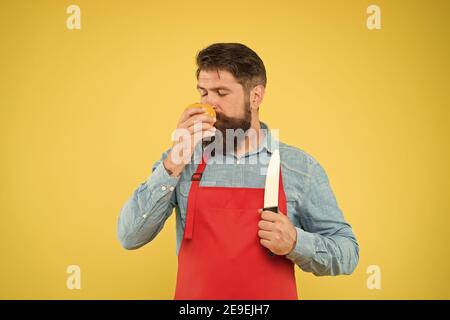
202 98 218 110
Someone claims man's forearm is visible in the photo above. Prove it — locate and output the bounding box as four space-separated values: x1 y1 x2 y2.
118 150 180 249
284 160 359 276
286 227 359 276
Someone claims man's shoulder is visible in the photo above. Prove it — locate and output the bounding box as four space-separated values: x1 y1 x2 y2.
278 141 319 176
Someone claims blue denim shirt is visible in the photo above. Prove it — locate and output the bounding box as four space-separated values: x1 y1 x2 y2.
118 122 359 276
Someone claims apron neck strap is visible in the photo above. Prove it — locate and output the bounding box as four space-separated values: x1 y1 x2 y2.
191 153 208 181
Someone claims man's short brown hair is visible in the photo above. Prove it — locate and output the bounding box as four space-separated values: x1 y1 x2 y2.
196 43 267 92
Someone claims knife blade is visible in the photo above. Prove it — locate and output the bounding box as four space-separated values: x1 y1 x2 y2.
263 149 280 213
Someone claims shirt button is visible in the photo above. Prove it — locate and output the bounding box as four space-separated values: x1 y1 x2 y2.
142 214 147 218
169 186 174 192
161 186 167 191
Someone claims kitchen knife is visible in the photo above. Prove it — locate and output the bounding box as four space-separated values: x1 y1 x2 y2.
263 149 280 213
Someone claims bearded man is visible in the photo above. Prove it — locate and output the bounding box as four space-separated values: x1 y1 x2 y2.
118 43 359 300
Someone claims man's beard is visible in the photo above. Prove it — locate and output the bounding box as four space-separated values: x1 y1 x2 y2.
202 99 252 156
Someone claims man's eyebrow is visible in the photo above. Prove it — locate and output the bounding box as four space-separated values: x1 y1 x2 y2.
196 85 232 91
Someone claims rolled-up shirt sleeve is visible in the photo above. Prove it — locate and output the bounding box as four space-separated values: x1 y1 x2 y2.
117 148 180 250
286 161 359 276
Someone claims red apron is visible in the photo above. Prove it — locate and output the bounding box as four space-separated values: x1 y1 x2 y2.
174 155 298 300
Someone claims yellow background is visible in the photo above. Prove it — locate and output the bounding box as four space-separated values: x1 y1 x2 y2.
1 0 449 299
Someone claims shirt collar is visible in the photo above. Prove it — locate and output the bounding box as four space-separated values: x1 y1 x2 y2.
257 121 276 154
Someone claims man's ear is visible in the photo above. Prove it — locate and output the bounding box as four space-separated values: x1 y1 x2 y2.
250 85 265 111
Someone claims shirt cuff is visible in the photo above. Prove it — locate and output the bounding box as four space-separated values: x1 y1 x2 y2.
146 161 180 190
285 227 316 263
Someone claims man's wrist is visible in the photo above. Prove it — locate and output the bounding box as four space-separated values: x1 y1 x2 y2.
163 159 174 176
163 154 184 177
287 227 298 255
286 228 315 263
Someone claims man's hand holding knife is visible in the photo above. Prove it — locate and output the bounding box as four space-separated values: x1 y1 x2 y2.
258 208 297 256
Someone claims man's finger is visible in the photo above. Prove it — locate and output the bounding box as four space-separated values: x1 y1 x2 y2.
258 230 272 240
259 210 279 222
258 220 274 231
179 107 207 124
260 239 272 250
187 122 214 134
181 113 215 129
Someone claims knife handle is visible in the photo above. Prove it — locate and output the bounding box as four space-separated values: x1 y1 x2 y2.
263 206 278 213
262 206 278 256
